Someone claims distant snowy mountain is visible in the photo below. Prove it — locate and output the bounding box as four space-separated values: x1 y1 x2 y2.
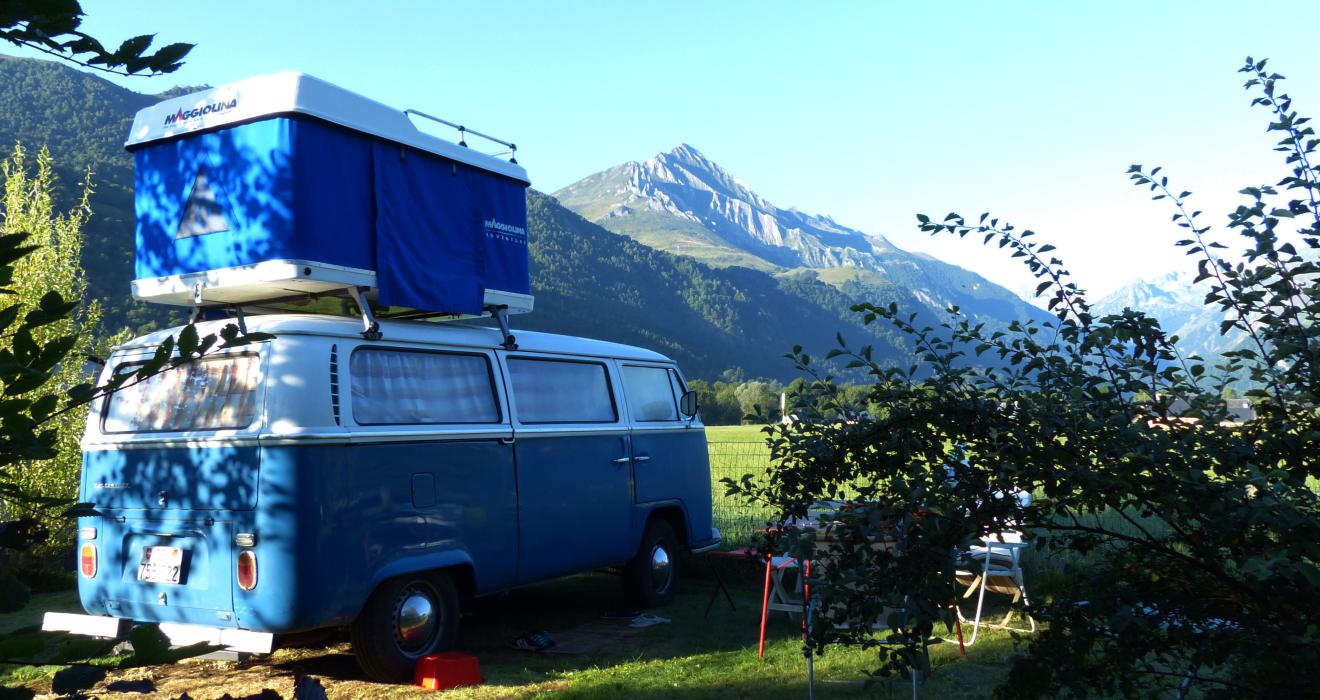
554 144 1047 328
1094 271 1246 360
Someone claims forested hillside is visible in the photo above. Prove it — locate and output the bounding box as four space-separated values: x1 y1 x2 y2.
0 53 920 380
518 191 912 378
0 54 180 332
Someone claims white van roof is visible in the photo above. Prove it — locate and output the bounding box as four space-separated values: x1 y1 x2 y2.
125 72 529 184
118 314 673 363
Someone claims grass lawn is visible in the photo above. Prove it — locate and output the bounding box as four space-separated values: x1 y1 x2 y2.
704 424 777 545
704 424 773 443
1 569 1021 698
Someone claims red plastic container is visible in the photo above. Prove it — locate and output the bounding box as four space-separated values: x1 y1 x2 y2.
414 652 482 691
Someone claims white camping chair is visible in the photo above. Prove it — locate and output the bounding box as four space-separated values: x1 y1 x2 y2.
954 491 1036 646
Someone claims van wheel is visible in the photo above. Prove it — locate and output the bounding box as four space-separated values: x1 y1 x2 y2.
351 572 458 683
622 519 681 607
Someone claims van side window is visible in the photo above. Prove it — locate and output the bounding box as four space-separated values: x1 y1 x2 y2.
507 358 617 424
351 349 500 425
667 368 687 405
103 354 261 433
623 366 679 422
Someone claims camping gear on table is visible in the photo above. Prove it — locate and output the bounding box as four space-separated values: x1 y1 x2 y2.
125 72 532 334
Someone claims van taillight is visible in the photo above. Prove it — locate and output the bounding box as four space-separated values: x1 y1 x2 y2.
79 543 97 578
237 550 257 591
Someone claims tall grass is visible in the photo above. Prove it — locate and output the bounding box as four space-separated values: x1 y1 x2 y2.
704 431 1173 601
707 440 776 546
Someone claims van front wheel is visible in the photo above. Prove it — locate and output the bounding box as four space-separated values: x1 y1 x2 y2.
351 572 459 683
622 519 681 607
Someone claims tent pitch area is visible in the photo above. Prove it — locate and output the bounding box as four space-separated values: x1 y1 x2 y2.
126 72 532 321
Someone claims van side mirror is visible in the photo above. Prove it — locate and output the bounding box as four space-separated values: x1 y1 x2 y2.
679 390 699 419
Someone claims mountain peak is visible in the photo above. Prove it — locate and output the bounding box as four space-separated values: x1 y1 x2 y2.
557 143 902 269
651 143 732 181
666 142 706 159
552 143 1050 331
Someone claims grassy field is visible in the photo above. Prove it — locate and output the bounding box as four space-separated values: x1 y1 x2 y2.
705 424 777 545
704 425 772 442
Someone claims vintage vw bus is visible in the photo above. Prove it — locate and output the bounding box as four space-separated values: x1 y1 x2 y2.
61 314 718 681
44 72 718 682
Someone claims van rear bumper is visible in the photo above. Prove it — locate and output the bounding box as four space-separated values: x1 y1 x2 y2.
42 613 274 654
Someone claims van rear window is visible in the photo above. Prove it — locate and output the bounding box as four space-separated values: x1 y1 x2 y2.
103 354 261 433
350 349 500 425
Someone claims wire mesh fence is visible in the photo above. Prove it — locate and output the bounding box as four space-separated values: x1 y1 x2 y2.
706 441 777 547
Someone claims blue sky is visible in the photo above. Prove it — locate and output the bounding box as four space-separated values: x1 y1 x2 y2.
19 1 1320 299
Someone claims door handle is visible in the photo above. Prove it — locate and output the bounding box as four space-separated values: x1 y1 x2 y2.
633 455 651 463
612 456 632 465
499 437 515 445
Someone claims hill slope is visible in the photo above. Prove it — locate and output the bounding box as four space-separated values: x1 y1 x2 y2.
0 53 177 332
1094 271 1247 361
520 191 913 378
0 54 920 379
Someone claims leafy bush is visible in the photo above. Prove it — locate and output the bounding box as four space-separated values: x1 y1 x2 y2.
0 145 102 563
730 58 1319 698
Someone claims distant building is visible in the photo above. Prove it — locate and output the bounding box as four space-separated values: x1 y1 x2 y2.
1156 394 1255 426
1224 398 1255 423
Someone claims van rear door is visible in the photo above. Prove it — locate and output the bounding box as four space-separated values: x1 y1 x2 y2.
79 349 266 624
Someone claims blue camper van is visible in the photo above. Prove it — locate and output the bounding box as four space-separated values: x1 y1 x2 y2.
45 74 720 683
69 315 716 681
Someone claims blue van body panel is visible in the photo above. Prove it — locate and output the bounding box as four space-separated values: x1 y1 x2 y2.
632 430 713 543
232 440 518 631
78 514 237 626
80 439 522 633
514 434 635 583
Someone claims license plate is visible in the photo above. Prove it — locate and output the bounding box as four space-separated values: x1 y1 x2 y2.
137 546 184 584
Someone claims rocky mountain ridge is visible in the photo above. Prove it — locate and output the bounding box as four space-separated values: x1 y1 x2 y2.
1094 270 1246 360
555 144 1049 328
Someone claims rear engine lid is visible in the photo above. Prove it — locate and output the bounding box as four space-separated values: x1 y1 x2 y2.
84 444 262 511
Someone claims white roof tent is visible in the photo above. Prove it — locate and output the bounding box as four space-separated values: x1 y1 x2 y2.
126 73 533 340
125 72 529 183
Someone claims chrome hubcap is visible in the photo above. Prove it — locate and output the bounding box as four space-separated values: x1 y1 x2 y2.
395 586 437 654
650 545 673 594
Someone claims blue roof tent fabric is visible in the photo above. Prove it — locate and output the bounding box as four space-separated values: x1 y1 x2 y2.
480 177 532 298
134 118 374 279
373 143 479 313
373 143 530 314
133 115 530 315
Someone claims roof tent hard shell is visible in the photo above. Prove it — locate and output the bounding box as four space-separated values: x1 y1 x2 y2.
127 72 533 320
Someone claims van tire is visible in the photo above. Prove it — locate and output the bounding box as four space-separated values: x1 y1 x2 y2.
351 571 459 683
622 518 681 607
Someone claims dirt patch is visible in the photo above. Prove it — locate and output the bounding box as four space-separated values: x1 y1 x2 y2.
539 622 646 656
27 644 420 700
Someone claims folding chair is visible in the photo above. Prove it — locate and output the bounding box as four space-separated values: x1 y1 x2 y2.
758 555 806 658
702 547 757 617
954 531 1036 645
766 556 805 614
